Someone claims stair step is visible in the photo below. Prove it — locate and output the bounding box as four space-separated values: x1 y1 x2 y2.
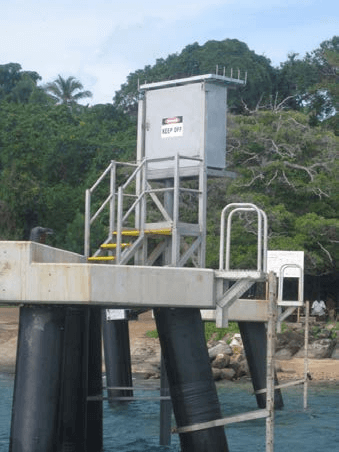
100 243 131 249
113 228 172 237
88 256 116 262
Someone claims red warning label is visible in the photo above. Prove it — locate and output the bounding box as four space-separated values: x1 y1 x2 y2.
161 116 183 138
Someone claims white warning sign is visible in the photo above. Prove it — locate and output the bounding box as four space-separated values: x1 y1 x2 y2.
161 116 183 138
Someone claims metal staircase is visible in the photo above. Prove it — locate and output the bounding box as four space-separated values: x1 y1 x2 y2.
84 155 207 268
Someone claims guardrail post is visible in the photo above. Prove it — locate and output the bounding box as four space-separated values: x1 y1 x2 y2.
84 189 91 258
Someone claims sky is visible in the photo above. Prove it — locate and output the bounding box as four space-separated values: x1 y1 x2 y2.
1 0 338 105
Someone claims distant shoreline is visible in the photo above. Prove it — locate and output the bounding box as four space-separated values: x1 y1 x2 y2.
1 307 338 382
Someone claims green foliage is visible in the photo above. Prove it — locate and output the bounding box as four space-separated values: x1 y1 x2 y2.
205 110 339 275
0 36 337 286
0 63 46 104
145 329 159 338
114 39 276 114
204 321 239 342
44 75 92 106
0 98 135 246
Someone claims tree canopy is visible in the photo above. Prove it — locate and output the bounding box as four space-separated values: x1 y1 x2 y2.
0 63 44 104
0 36 338 292
44 75 92 106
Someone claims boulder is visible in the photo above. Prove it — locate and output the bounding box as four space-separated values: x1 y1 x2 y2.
229 354 248 378
275 348 294 360
236 361 249 378
212 368 222 381
211 353 231 369
276 331 304 356
331 342 339 360
219 368 236 381
208 341 232 360
294 339 336 359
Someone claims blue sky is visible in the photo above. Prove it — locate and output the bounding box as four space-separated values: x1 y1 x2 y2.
1 0 338 105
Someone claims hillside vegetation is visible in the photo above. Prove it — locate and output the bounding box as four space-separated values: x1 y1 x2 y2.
0 37 338 298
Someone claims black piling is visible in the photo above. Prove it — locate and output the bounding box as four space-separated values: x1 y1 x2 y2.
57 306 90 452
238 321 284 409
102 313 133 402
154 307 229 452
86 307 103 452
9 306 66 452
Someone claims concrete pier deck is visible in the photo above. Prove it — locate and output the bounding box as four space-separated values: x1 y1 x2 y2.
0 241 269 321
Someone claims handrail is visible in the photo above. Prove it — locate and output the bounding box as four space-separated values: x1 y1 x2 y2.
90 194 113 225
85 154 206 261
278 263 304 306
89 161 114 193
219 203 267 273
84 160 138 258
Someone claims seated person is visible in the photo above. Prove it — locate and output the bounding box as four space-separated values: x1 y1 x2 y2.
311 299 327 317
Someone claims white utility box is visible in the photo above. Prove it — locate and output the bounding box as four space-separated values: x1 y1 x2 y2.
138 74 245 178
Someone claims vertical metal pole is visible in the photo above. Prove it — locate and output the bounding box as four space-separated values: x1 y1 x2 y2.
159 178 175 446
225 213 232 271
172 154 180 265
109 161 116 239
136 92 146 163
266 272 276 452
198 159 207 267
84 189 91 258
141 160 147 234
303 300 310 410
261 210 268 272
257 209 263 272
135 91 146 246
116 187 123 263
219 207 227 270
138 160 147 265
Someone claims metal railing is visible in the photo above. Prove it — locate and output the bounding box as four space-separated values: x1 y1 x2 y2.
84 160 138 258
84 155 205 264
219 203 268 273
278 263 304 307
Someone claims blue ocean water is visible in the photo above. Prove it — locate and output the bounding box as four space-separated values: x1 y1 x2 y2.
1 374 338 451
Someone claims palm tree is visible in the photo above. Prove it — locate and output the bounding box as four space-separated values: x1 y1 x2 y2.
44 75 92 105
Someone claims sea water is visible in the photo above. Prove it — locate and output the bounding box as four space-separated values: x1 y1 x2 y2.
1 374 338 451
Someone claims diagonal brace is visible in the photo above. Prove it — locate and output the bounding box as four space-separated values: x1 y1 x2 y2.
216 278 255 328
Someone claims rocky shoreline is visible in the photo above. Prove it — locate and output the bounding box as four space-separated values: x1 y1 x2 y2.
130 320 339 383
1 308 338 382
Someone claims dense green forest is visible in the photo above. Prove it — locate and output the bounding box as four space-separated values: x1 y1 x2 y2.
0 37 338 299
